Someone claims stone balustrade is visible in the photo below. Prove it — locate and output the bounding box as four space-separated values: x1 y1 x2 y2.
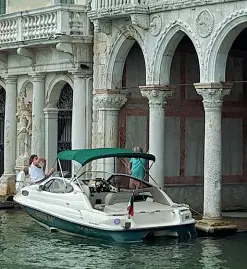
88 0 241 20
91 0 147 10
0 4 87 44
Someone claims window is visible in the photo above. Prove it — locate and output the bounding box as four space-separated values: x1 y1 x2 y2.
60 0 74 4
0 0 6 15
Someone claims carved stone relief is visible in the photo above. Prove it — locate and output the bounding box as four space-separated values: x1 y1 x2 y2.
140 86 174 111
150 15 162 36
194 83 232 109
196 10 214 38
94 93 127 110
16 90 32 162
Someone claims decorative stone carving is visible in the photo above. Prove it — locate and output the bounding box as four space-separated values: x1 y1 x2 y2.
140 85 174 110
194 83 232 109
15 92 32 169
17 48 36 70
196 10 214 38
150 15 162 36
131 14 149 30
16 97 32 136
87 4 149 21
94 90 127 110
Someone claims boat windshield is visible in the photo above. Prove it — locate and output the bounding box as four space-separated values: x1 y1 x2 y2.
75 171 152 192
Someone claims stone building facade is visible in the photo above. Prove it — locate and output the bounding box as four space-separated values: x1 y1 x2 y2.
0 0 93 196
1 0 247 220
88 0 247 219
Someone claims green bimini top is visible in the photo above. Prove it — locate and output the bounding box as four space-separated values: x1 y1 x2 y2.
57 148 155 166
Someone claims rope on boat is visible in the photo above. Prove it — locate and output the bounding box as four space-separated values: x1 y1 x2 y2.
190 207 203 216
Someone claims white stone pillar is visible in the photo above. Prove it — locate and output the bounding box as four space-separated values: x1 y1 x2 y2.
0 76 17 196
71 73 89 175
194 82 232 219
31 74 45 157
93 90 127 174
72 73 87 151
44 107 59 173
140 85 174 189
86 77 93 149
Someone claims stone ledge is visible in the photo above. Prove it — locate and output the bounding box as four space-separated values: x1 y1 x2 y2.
195 219 238 236
0 200 16 209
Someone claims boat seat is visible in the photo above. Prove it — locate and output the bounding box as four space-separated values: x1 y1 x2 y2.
105 192 132 205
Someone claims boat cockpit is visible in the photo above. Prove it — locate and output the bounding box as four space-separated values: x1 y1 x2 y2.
36 171 174 215
75 171 173 213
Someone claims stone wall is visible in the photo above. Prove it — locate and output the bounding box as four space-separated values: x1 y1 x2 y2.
166 183 247 213
7 0 51 13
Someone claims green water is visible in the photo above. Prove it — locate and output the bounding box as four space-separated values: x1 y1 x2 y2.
0 210 247 269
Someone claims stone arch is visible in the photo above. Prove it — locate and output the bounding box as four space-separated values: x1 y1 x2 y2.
205 9 247 82
19 80 33 101
106 25 147 90
46 74 74 105
151 20 203 85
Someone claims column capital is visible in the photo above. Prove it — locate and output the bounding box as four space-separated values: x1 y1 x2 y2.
29 73 46 82
93 89 127 110
3 75 17 84
194 82 232 110
140 85 174 110
70 69 92 78
44 107 59 119
43 107 59 114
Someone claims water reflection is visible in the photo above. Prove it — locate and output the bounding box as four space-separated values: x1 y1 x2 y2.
1 210 247 269
199 238 228 269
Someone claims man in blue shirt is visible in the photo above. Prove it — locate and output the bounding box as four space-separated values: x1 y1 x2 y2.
128 146 147 189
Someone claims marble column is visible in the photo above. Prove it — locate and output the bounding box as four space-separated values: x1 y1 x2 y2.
0 76 17 196
194 82 232 219
71 73 89 175
93 90 127 174
140 85 174 189
31 74 45 157
44 106 59 173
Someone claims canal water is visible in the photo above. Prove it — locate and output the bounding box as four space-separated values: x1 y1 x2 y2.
0 210 247 269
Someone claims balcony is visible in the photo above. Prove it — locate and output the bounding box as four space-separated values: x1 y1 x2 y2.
88 0 239 20
88 0 149 20
0 4 90 47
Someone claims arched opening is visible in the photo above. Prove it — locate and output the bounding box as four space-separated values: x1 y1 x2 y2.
220 27 247 185
118 41 148 172
0 87 5 176
57 83 73 173
165 35 201 185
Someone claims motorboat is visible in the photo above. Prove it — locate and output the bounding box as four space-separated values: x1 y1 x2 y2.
14 148 196 243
